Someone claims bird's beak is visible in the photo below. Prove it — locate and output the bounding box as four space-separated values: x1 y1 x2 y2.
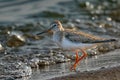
37 27 53 35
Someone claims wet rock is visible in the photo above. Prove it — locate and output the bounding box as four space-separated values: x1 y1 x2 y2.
86 41 119 56
87 48 99 56
38 60 50 66
28 50 71 68
6 32 26 47
97 42 118 53
0 62 32 79
29 56 55 67
109 9 120 22
78 1 95 10
29 58 40 68
0 44 4 52
54 53 70 63
66 22 76 30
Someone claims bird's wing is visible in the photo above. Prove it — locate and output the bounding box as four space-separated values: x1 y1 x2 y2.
64 29 106 44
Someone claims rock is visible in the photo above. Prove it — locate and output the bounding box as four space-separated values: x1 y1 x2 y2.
6 32 26 47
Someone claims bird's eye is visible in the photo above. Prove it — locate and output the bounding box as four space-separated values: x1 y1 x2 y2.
52 24 57 27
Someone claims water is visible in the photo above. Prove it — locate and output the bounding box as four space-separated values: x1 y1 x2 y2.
0 0 67 24
0 0 120 80
30 49 120 80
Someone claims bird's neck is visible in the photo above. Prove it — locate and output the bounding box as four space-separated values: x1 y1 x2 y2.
59 27 64 31
53 31 64 43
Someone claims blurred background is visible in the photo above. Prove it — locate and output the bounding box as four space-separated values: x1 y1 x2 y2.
0 0 120 80
0 0 119 24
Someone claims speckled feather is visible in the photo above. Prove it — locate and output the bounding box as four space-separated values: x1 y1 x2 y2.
50 20 116 44
62 29 106 44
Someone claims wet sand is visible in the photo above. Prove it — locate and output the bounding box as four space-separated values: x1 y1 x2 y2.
49 65 120 80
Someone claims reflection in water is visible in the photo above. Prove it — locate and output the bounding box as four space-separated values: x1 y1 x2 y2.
30 49 120 80
30 62 72 80
94 55 98 59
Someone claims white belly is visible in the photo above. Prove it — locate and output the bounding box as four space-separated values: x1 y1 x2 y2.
61 38 92 49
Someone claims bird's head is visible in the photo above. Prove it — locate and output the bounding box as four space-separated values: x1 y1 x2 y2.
37 20 64 35
50 20 64 32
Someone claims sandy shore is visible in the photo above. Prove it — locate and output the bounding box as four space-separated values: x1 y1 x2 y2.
49 66 120 80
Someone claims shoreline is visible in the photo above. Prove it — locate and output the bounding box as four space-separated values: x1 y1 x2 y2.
49 65 120 80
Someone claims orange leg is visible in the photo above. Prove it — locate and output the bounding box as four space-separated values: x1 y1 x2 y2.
70 49 87 71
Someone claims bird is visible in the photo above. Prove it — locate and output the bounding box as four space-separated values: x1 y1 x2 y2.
37 20 117 71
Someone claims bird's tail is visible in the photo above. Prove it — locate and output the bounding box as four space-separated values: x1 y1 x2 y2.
91 39 117 43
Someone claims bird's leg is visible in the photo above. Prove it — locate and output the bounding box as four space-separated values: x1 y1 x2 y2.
70 50 79 71
70 49 87 71
77 49 87 63
75 50 79 62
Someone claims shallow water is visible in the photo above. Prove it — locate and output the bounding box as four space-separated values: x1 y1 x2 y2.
0 0 120 80
29 49 120 80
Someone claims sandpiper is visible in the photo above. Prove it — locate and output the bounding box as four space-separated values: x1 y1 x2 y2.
37 20 117 71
